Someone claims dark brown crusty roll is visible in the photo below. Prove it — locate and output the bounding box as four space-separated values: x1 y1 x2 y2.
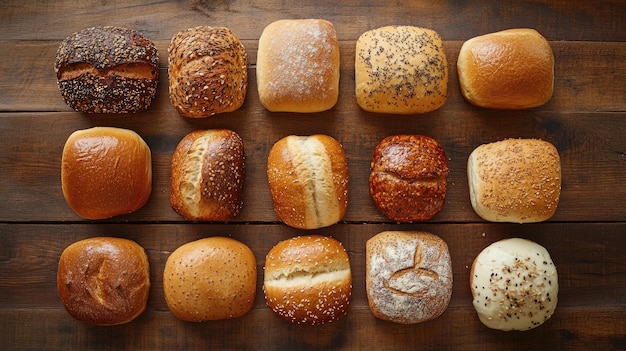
256 19 340 112
57 237 150 325
168 26 248 118
267 134 349 229
264 235 352 325
457 28 554 109
369 135 448 222
61 127 152 220
355 26 448 114
170 129 244 221
163 237 257 322
54 26 159 113
366 231 452 324
467 138 561 223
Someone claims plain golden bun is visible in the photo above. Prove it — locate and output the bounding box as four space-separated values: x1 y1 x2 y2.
457 28 554 109
467 138 561 223
170 129 244 221
263 235 352 325
355 26 448 114
61 127 152 219
267 135 349 229
257 19 340 112
366 231 452 324
369 135 448 222
163 237 256 322
470 238 558 331
54 26 158 113
57 237 150 325
168 26 248 118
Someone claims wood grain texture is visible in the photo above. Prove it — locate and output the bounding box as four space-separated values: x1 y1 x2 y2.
0 1 625 350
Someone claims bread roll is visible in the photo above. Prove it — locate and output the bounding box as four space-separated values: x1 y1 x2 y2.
267 135 349 229
168 26 248 118
470 238 558 331
61 127 152 220
369 135 448 222
170 129 244 221
467 138 561 223
457 28 554 109
54 26 158 113
264 235 352 325
163 237 256 322
57 237 150 325
355 26 448 114
366 231 452 324
256 19 340 112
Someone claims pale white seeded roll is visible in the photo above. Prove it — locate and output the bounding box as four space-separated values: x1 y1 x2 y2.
163 237 257 322
366 231 452 324
267 135 349 229
170 129 244 221
467 138 561 223
471 238 558 331
457 28 554 109
257 19 340 112
264 235 352 325
355 26 448 114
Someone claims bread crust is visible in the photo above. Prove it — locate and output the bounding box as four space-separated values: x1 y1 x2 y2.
57 237 150 325
163 237 257 322
170 129 244 221
467 138 561 223
256 19 340 112
168 26 248 117
369 135 448 222
355 26 448 114
457 28 554 109
61 127 152 219
366 231 452 324
267 135 349 229
54 26 158 113
263 235 352 325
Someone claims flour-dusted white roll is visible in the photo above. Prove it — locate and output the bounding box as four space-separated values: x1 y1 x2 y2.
267 135 349 229
256 19 340 112
467 138 561 223
470 238 558 331
366 231 452 324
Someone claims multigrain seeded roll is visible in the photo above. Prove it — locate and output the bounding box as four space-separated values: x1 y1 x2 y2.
355 26 448 114
57 237 150 325
168 26 248 118
170 129 244 221
467 138 561 223
366 231 453 324
263 235 352 325
470 238 558 331
54 26 159 113
256 19 340 112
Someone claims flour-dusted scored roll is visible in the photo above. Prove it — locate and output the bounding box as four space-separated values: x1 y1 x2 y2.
366 231 453 324
54 26 159 113
267 134 349 229
369 135 448 222
61 127 152 220
163 237 257 322
467 138 561 223
170 129 244 221
470 238 558 331
457 28 554 109
256 19 340 112
263 235 352 325
57 237 150 325
168 26 248 117
355 26 448 114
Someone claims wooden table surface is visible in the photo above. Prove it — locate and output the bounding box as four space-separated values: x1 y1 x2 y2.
1 1 625 350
